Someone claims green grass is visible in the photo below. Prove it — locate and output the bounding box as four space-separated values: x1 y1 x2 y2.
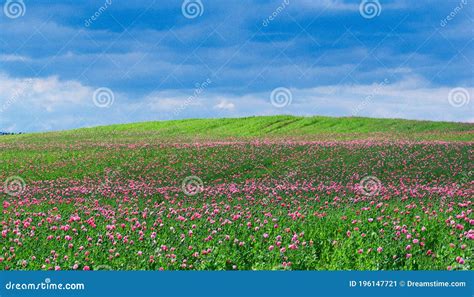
1 115 472 270
1 115 473 144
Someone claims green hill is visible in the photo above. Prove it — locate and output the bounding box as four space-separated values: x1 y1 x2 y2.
1 115 473 143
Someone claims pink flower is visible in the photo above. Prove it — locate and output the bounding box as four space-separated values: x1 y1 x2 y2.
263 233 269 239
137 251 143 256
377 247 383 253
289 244 298 250
83 266 90 271
413 239 419 244
406 253 412 259
268 245 274 251
280 247 286 253
405 245 411 251
357 249 363 254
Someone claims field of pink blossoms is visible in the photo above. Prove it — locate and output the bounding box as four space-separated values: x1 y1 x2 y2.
1 139 472 270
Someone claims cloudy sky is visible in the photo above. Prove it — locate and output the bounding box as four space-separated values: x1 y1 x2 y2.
0 0 473 132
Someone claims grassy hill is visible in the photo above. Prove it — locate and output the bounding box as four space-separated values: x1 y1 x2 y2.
1 115 473 144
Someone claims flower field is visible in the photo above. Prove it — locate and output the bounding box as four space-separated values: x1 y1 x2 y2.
0 116 473 271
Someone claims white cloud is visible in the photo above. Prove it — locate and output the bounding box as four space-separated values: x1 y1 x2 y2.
0 73 472 132
0 54 31 62
297 0 409 11
0 74 93 113
214 99 235 110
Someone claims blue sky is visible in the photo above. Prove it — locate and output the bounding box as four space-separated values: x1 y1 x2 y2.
0 0 473 132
